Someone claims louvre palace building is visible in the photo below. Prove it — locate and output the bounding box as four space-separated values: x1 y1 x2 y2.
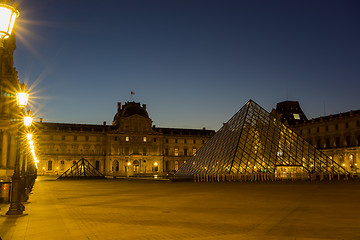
36 101 215 176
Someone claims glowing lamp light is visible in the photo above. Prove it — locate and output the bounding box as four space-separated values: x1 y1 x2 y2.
24 115 33 127
127 162 131 166
26 133 32 140
16 92 29 108
0 3 19 40
154 162 158 166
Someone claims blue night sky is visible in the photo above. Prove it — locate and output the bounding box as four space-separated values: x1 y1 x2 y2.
12 0 360 131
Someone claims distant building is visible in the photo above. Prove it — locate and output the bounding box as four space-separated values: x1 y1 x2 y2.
276 101 360 174
37 101 215 176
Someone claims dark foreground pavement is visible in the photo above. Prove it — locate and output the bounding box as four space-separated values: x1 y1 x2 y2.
0 176 359 240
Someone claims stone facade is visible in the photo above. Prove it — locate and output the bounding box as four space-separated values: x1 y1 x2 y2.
37 101 215 176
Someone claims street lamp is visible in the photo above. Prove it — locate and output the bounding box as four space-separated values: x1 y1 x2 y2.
24 110 33 127
16 91 29 108
0 3 18 46
6 92 30 215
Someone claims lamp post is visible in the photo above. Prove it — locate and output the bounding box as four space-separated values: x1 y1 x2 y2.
6 90 30 215
0 1 18 89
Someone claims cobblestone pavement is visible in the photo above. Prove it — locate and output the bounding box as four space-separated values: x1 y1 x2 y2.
0 177 359 240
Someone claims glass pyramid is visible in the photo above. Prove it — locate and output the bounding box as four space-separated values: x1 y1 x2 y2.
175 100 347 177
58 158 105 179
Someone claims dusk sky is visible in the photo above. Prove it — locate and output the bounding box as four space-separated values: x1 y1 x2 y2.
13 0 360 130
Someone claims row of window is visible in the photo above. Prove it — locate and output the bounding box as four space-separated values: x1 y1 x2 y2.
165 148 197 156
300 121 360 135
45 135 206 144
308 134 360 149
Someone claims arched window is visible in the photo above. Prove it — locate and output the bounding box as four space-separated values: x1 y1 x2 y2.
112 160 119 172
349 154 354 167
175 161 179 171
48 161 53 171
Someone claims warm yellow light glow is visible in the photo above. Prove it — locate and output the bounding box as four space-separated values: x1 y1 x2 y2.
343 163 345 166
0 4 19 40
24 115 33 127
30 145 34 151
154 162 158 166
26 133 32 140
42 167 45 170
16 92 29 108
29 140 34 146
127 162 131 166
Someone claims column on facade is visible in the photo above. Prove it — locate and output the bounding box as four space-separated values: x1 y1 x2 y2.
1 130 8 167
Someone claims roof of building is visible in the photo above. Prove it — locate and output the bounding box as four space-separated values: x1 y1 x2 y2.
37 122 215 136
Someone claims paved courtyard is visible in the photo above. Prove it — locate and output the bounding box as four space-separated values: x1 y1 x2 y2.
0 177 360 240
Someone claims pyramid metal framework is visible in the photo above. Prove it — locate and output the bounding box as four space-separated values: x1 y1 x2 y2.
58 158 105 179
175 100 348 177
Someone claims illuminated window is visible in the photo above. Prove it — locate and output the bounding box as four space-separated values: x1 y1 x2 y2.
192 148 197 156
143 137 147 142
293 113 300 120
125 136 129 142
174 148 179 156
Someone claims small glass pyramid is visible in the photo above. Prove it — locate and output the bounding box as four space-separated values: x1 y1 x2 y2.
58 158 105 179
175 100 347 177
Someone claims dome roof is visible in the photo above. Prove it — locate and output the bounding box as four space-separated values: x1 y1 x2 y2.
121 103 149 118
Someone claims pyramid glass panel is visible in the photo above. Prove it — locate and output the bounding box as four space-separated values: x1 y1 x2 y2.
58 158 105 179
175 100 348 177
